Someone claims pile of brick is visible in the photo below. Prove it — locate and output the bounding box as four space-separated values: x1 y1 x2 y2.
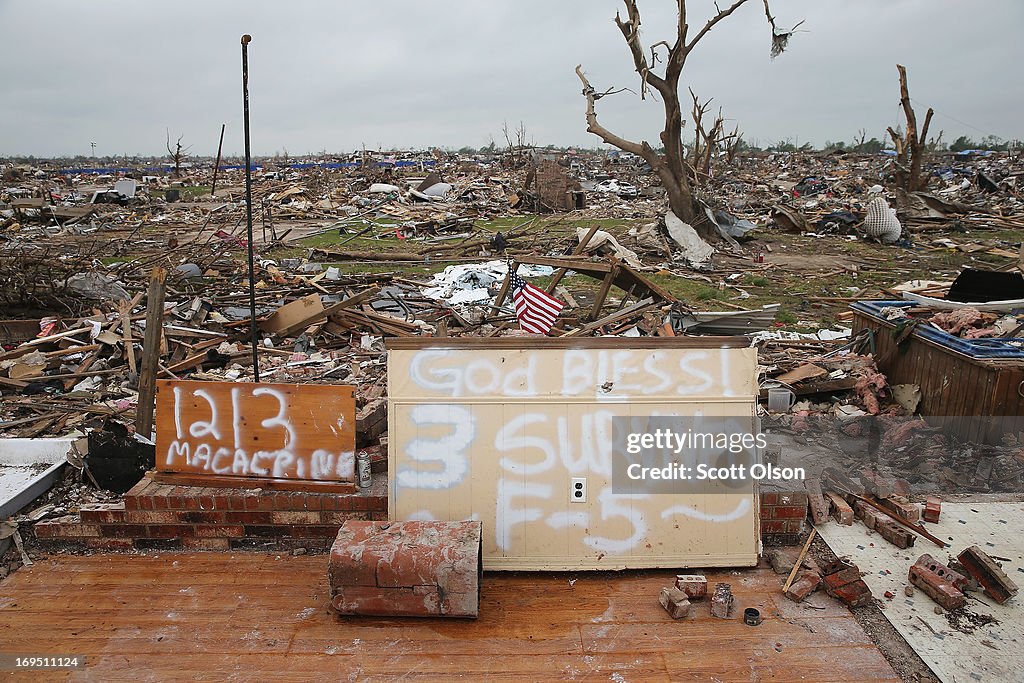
907 545 1019 611
820 558 873 608
658 574 707 620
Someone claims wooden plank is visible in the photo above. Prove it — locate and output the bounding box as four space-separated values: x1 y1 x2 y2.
154 379 356 486
386 336 752 350
258 293 323 336
135 266 167 438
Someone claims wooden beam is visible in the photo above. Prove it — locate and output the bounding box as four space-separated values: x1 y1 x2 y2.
546 225 600 294
135 266 167 438
589 265 619 321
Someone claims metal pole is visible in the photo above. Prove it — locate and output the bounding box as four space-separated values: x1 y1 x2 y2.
241 34 260 382
211 123 226 197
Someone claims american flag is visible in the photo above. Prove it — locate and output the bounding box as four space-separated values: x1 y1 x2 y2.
509 269 564 335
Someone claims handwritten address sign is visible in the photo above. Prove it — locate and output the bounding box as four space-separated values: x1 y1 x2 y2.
155 380 356 484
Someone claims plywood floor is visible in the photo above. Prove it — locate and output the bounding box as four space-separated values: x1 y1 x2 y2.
819 501 1024 683
0 553 898 682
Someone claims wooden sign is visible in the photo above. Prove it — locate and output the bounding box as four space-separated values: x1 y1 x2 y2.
154 380 356 491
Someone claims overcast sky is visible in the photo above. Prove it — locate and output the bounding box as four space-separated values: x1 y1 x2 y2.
1 0 1021 158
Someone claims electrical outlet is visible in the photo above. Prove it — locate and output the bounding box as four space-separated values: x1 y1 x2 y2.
570 477 587 503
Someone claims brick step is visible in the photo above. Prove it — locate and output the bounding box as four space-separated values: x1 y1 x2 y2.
33 472 389 552
123 474 387 513
78 504 378 526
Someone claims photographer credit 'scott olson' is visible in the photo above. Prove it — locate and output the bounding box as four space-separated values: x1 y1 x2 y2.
622 427 805 483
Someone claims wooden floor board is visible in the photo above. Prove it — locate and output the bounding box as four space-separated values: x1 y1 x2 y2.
0 553 898 681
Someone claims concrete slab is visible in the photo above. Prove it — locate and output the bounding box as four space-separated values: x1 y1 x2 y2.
0 437 82 519
819 501 1024 683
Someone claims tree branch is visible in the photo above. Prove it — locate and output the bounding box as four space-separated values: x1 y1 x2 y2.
615 1 668 98
686 0 750 53
575 65 651 160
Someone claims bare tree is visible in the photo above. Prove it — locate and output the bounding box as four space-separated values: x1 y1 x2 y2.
886 64 933 193
502 121 532 169
688 90 738 182
853 128 868 152
575 0 798 237
165 130 191 178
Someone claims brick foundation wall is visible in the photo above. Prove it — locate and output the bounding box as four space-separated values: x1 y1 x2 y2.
34 473 387 551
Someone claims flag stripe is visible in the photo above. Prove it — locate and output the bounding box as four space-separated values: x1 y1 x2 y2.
509 270 564 335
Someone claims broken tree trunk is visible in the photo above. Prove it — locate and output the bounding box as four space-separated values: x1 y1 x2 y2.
887 64 933 194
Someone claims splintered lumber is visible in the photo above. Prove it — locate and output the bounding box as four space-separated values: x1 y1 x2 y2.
783 528 817 593
136 266 168 438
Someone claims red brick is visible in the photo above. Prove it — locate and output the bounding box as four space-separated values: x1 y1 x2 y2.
139 493 155 511
123 511 180 525
125 477 153 499
923 496 941 524
761 492 779 506
674 575 707 599
304 495 322 512
84 538 136 551
243 493 261 511
914 554 969 591
777 492 808 507
194 524 244 538
853 501 882 530
958 545 1019 604
270 511 322 525
783 519 805 534
79 502 126 524
224 511 273 525
102 523 146 538
180 510 228 525
772 505 807 519
761 520 785 534
258 495 276 511
165 487 187 510
909 564 967 611
34 518 101 539
145 524 186 539
151 486 171 510
291 525 342 538
180 492 201 511
181 538 231 550
823 566 863 591
659 586 691 619
875 519 916 549
878 495 920 523
199 492 216 510
273 492 294 510
825 492 853 525
785 572 821 602
828 579 873 608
